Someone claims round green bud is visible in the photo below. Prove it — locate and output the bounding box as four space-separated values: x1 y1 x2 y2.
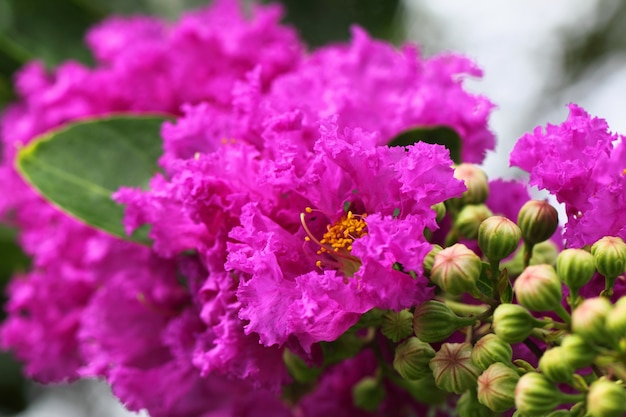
456 204 494 240
423 244 443 277
492 304 541 344
514 372 562 416
556 248 596 292
471 333 513 370
413 301 474 343
559 333 596 369
538 347 574 383
606 296 626 341
591 236 626 279
430 343 481 394
586 379 626 417
571 297 613 346
514 264 563 312
453 163 489 205
432 202 446 224
529 240 559 266
352 376 385 412
381 309 414 343
457 390 494 417
517 200 559 244
478 216 522 262
393 337 436 381
477 362 519 412
430 243 482 295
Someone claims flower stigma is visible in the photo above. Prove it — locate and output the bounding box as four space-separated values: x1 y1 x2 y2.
300 207 368 277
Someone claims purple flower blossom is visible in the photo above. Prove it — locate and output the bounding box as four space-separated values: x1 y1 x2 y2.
510 104 626 247
226 122 466 352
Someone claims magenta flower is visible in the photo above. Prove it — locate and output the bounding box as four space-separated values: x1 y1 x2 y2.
266 27 495 163
510 104 626 247
226 121 466 352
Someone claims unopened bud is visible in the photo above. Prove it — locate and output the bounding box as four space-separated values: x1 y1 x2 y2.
423 245 443 277
430 243 482 295
586 379 626 417
591 236 626 279
352 376 385 412
471 333 513 370
556 249 596 293
514 264 563 312
493 304 541 344
538 347 574 383
453 164 489 205
381 310 414 342
456 204 493 240
413 301 475 343
560 334 596 369
432 202 446 224
430 343 481 394
514 372 562 416
477 362 519 412
517 200 559 244
393 337 436 381
571 297 613 346
606 296 626 341
478 216 521 262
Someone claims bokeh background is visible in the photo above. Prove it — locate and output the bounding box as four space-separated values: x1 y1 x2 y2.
0 0 624 415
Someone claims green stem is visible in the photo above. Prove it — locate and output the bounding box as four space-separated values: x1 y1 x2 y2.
441 299 489 316
554 304 572 326
523 241 534 268
559 393 586 404
489 259 501 300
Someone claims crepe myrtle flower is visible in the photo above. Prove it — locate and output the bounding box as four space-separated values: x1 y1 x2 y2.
226 122 466 352
510 103 626 247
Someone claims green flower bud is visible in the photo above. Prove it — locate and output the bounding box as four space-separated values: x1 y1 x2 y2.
393 337 436 380
571 297 613 346
556 248 596 293
471 333 513 370
352 376 385 412
423 244 443 277
493 304 542 344
514 372 562 416
478 216 522 262
430 243 482 295
591 236 626 279
538 347 574 383
430 343 481 394
432 202 446 224
514 264 563 312
413 301 475 343
453 163 489 205
606 296 626 341
529 240 559 266
456 204 494 240
381 309 414 342
560 334 596 369
517 200 559 244
586 379 626 417
477 362 519 412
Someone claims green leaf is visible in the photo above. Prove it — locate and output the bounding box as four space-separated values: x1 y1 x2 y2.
475 261 493 299
17 115 169 244
388 126 463 164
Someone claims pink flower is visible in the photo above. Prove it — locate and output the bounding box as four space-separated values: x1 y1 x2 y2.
510 104 626 247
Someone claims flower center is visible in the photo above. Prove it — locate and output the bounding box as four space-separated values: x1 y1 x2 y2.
300 207 368 276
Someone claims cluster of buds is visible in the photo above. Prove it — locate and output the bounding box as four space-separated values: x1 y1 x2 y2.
339 168 626 415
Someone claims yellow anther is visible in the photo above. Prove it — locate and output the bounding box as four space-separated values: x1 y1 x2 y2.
305 207 313 213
